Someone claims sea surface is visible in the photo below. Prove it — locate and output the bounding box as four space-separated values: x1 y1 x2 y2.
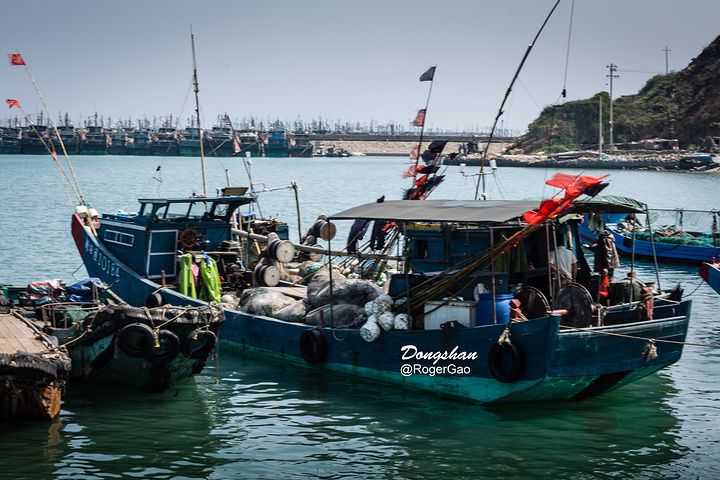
1 154 719 479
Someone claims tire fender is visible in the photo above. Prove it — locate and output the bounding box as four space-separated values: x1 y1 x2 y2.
488 341 525 383
147 329 181 365
117 322 155 358
299 328 328 364
181 328 217 359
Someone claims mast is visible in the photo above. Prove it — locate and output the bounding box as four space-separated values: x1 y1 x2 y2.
191 31 207 196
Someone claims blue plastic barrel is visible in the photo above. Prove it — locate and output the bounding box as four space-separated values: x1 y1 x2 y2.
476 293 513 325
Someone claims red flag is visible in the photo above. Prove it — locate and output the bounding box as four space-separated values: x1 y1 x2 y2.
8 54 25 66
545 173 578 190
233 138 241 154
412 109 426 127
409 144 419 160
402 164 416 178
5 99 20 109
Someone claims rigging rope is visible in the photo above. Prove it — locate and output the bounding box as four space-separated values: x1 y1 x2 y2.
561 0 575 99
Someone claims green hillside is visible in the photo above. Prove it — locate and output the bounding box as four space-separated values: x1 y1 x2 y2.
509 35 720 154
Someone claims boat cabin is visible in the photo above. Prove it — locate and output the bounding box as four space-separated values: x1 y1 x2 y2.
330 198 647 316
95 191 286 280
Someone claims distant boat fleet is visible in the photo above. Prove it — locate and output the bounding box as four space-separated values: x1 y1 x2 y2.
0 116 322 157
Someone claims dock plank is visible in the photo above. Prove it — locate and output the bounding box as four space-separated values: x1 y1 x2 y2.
0 313 50 355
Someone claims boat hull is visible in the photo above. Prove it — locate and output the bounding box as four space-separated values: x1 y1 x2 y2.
55 308 222 393
700 261 720 294
74 216 690 404
579 223 720 265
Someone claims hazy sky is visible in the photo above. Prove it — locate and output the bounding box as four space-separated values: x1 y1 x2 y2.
2 0 718 133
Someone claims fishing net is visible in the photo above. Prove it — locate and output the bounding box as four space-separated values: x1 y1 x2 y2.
306 303 364 327
638 209 720 247
238 288 295 317
274 299 308 323
306 267 383 308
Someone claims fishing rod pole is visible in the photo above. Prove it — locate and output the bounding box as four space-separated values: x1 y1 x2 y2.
6 100 78 208
411 65 436 186
474 0 562 200
190 30 207 196
9 52 87 208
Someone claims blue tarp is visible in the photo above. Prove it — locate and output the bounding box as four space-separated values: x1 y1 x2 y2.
66 278 104 303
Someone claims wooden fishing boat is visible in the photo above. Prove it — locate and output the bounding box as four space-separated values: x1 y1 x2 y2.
42 301 224 393
0 290 71 421
69 174 692 404
700 260 720 294
4 279 223 393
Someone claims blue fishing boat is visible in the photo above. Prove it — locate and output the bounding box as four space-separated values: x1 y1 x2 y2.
700 260 720 294
263 128 289 157
578 199 720 265
69 173 692 404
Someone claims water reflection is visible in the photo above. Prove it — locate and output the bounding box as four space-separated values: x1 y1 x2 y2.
193 349 692 479
0 382 213 480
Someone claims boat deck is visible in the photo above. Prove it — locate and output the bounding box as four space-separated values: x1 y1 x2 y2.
0 312 53 355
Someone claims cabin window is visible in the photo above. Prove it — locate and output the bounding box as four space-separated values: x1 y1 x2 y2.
187 201 210 220
104 230 134 247
165 203 191 220
152 205 168 221
213 202 230 218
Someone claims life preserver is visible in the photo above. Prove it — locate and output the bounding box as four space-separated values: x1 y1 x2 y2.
178 227 199 249
299 328 328 364
488 341 525 383
117 323 155 358
181 329 217 359
147 329 181 365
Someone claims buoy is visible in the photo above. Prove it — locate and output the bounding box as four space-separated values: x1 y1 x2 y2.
360 316 381 342
378 311 395 331
394 313 410 330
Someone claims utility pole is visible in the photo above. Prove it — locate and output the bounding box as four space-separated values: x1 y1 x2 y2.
599 95 603 157
663 46 670 74
606 63 619 148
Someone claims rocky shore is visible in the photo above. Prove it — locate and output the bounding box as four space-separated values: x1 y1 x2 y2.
317 140 718 172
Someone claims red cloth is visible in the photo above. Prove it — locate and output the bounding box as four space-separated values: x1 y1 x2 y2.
8 53 25 65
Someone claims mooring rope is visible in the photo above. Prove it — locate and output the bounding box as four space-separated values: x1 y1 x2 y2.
558 323 720 349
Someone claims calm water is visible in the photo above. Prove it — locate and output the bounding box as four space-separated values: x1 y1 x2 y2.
1 154 719 479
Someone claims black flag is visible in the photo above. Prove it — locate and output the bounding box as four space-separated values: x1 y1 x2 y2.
419 66 435 82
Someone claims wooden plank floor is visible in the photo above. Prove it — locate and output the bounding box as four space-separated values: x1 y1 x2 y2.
0 313 50 355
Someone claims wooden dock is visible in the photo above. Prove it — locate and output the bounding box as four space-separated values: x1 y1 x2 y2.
0 311 70 421
0 312 55 355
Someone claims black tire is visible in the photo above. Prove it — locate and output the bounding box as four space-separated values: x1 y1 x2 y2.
94 305 117 326
117 323 155 358
145 292 163 309
90 340 116 369
299 328 328 364
181 329 217 359
488 341 525 383
147 329 181 365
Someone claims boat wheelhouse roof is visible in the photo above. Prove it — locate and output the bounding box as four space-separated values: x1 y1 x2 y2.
137 194 255 205
330 200 539 224
330 198 645 225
